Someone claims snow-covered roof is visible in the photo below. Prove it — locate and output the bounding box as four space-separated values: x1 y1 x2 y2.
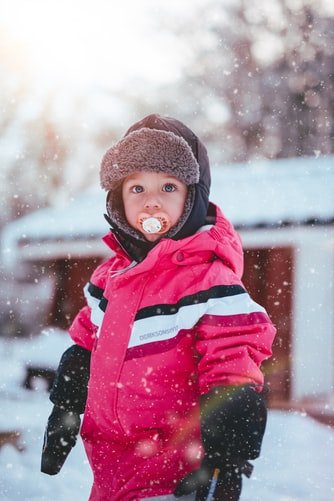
3 187 107 243
210 154 334 228
1 155 333 263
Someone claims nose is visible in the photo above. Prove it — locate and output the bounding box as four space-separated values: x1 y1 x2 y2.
144 195 161 211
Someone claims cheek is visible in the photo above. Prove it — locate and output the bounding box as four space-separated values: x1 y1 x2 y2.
125 207 137 224
123 199 136 223
175 192 187 213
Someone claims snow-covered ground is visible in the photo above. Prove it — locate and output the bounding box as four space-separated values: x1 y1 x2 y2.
0 330 334 501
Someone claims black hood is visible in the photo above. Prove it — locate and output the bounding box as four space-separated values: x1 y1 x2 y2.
124 114 211 240
104 114 211 261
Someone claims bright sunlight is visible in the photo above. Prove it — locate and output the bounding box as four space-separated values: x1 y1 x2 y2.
0 0 185 91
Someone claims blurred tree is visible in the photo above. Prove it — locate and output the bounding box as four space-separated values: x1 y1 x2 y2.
260 3 334 158
0 30 128 228
3 103 68 221
157 0 334 163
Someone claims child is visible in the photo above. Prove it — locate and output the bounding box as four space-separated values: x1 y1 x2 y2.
41 114 276 501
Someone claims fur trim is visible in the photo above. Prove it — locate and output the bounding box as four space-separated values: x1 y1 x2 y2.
100 128 200 191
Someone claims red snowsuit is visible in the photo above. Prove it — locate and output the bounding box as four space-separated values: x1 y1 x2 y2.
69 203 276 500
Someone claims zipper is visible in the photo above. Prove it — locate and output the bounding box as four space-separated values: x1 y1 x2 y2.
109 260 138 278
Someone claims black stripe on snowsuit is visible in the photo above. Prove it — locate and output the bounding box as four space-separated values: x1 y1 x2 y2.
88 282 108 312
87 282 104 300
134 284 246 321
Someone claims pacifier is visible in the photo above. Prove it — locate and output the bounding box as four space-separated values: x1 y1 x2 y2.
137 212 172 235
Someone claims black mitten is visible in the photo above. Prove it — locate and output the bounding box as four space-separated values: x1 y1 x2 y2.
41 344 91 475
50 344 91 413
41 406 81 475
174 460 245 501
174 385 267 500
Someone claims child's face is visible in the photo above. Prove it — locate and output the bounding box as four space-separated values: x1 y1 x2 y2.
122 171 188 242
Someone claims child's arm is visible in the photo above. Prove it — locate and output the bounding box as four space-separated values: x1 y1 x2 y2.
41 301 97 475
194 296 276 392
41 343 91 475
175 291 276 499
41 259 108 475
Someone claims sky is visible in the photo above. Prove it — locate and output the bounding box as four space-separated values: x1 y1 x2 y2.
2 0 334 94
0 0 198 93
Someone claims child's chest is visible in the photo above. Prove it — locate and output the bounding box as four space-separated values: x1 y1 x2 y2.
98 263 209 355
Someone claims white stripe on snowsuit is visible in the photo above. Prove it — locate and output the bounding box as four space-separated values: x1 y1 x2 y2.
84 282 266 347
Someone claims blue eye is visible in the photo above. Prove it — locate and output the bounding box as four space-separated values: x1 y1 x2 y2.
131 185 144 193
163 183 176 193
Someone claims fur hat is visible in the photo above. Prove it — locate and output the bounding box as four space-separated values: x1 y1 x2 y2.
100 127 200 190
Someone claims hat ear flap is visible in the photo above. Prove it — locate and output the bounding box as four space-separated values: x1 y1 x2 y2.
106 185 125 221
